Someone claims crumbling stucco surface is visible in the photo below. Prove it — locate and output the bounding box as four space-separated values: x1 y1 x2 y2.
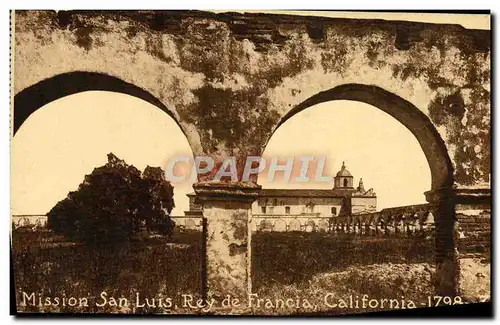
455 204 490 301
458 258 490 302
192 181 259 312
14 10 490 189
202 201 251 313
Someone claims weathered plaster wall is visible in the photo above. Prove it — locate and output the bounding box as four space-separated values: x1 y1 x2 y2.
351 197 377 214
202 200 251 313
459 257 490 302
455 203 490 302
14 10 490 188
456 205 490 257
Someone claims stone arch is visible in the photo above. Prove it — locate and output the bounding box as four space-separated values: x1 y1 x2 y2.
19 217 30 227
288 219 301 232
185 219 196 230
318 220 329 232
273 219 286 232
259 219 273 232
13 72 192 146
266 84 454 192
13 72 200 217
305 219 316 232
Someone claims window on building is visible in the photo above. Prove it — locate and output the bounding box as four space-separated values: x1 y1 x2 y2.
269 207 274 214
273 198 278 206
343 178 348 187
331 207 337 215
261 206 266 214
285 206 291 214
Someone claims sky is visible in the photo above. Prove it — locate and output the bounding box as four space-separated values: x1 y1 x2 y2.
11 92 431 216
259 100 431 210
11 91 195 216
213 11 490 30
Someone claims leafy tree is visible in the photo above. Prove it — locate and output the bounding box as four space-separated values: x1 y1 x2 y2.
142 166 175 235
47 153 175 245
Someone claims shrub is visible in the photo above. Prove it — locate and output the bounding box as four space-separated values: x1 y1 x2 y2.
47 153 175 245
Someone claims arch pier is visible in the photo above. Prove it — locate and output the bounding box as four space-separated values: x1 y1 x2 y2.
193 181 261 311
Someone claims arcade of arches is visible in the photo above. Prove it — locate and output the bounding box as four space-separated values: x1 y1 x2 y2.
13 10 490 309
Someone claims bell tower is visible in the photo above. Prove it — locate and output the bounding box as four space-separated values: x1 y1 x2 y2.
334 161 354 189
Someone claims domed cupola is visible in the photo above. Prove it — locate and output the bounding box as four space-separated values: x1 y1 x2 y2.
334 161 354 188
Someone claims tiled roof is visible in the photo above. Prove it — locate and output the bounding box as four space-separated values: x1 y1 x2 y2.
187 188 376 198
335 161 353 177
336 169 353 177
258 188 351 198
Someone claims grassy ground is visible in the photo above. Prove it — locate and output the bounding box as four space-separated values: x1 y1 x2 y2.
252 262 435 315
12 229 435 315
251 232 435 315
251 232 435 291
12 229 203 314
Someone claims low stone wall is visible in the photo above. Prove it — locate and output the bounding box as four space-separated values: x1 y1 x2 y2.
11 215 205 231
330 203 436 237
171 216 203 231
11 215 47 229
252 215 330 232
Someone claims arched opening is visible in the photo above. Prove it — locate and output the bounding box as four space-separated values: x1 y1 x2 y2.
289 219 301 231
253 84 453 306
260 99 434 210
13 72 186 137
259 220 273 232
12 90 196 216
20 218 30 227
13 73 198 216
274 219 287 232
258 84 454 210
270 84 453 191
185 219 197 230
318 220 329 232
305 220 316 232
12 81 202 308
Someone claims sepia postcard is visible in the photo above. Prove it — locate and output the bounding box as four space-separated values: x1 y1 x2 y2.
10 10 491 316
